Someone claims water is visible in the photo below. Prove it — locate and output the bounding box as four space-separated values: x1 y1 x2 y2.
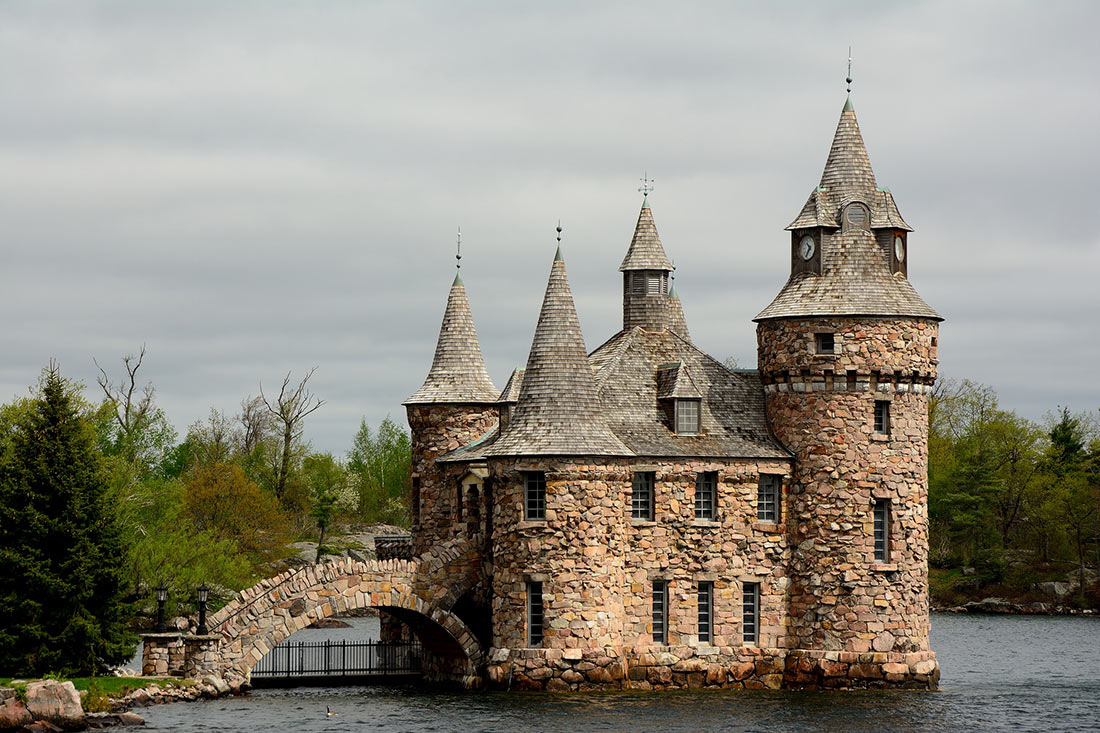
139 614 1100 732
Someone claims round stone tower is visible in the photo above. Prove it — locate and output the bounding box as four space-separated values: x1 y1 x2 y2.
404 270 500 555
755 94 942 661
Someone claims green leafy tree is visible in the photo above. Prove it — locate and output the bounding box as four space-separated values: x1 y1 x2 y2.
183 463 294 574
0 364 135 675
303 453 354 562
347 416 411 526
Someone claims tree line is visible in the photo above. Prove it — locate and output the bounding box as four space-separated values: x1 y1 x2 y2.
929 379 1100 605
0 351 411 675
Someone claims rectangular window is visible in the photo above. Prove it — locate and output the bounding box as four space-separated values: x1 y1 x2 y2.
874 499 891 562
675 399 700 435
742 582 759 645
757 474 780 523
815 332 835 354
694 472 717 520
526 581 543 647
524 471 546 521
652 580 668 644
697 582 713 644
631 273 644 296
411 477 421 524
632 471 655 520
874 400 891 435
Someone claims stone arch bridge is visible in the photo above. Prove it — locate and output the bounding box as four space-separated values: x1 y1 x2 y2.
151 537 487 688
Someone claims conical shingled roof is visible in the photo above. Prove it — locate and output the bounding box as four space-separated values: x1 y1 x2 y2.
758 98 941 322
819 97 877 202
488 252 631 456
404 272 500 404
619 199 673 272
667 283 691 341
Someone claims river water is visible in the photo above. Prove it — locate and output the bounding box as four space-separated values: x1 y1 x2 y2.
140 614 1100 732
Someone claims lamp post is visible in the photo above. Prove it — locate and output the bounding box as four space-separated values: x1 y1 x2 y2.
196 583 209 635
154 585 169 632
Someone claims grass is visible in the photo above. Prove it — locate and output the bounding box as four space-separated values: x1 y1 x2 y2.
1 676 189 696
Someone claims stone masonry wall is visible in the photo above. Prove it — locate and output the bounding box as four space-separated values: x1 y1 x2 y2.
407 403 498 555
479 455 904 690
757 316 938 666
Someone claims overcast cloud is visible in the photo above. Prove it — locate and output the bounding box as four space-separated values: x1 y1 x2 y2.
1 0 1098 454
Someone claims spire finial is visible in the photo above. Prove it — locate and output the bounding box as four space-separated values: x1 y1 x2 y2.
554 220 563 261
846 46 852 94
638 171 655 198
456 227 462 270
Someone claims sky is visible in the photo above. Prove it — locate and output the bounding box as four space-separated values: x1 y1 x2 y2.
1 1 1098 455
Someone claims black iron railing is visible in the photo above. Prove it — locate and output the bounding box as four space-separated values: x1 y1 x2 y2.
252 639 422 678
374 535 414 561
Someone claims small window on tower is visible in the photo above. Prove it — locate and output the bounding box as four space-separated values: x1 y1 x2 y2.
527 580 544 647
874 499 891 562
524 471 546 521
647 274 662 296
815 333 835 354
632 472 655 520
874 400 891 435
632 273 645 296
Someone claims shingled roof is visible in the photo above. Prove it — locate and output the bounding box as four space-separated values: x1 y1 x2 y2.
487 250 631 457
588 328 789 459
404 272 500 405
619 198 673 272
667 282 690 341
760 97 940 322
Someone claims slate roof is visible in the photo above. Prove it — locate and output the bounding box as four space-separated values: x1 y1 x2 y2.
486 251 632 457
404 272 500 405
619 199 673 272
589 328 789 459
667 284 691 341
497 368 524 403
655 362 702 400
760 98 940 322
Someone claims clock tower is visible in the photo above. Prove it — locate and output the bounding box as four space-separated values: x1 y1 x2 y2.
755 88 942 676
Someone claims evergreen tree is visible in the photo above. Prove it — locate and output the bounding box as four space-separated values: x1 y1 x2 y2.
0 365 135 676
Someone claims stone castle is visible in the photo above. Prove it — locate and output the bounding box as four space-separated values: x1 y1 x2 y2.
402 91 942 691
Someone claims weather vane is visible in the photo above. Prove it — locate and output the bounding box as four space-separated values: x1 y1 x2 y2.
639 172 654 198
456 227 462 270
846 47 853 94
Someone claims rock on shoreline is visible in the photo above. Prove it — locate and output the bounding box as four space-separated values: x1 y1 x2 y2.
935 597 1099 615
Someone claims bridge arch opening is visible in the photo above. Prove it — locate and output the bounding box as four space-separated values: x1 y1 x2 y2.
207 561 484 688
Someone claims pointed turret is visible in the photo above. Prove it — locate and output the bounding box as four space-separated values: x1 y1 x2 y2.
756 96 940 322
404 271 499 404
488 249 630 456
619 198 673 272
817 96 878 202
667 281 690 341
620 194 687 333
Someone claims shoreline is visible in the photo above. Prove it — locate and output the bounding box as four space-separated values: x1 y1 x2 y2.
932 598 1099 616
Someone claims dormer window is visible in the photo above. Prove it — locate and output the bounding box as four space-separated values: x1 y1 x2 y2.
675 399 700 435
843 202 869 231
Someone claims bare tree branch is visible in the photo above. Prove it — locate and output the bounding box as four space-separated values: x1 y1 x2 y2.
259 368 325 499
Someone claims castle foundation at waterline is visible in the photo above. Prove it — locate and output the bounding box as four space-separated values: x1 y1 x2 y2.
142 89 941 691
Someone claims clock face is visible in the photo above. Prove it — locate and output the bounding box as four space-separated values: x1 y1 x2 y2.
894 236 905 262
799 235 816 261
